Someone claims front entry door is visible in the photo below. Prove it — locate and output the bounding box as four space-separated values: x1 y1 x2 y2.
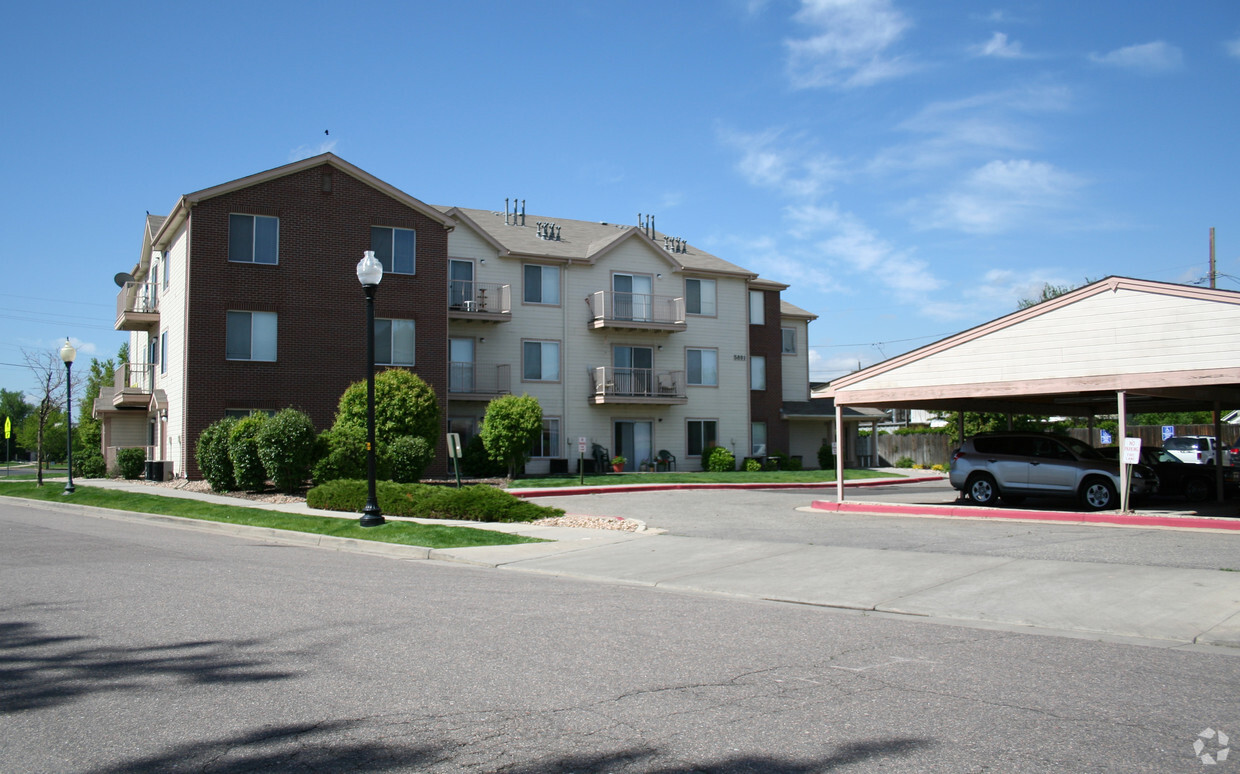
449 337 475 392
613 346 653 396
614 420 652 472
449 260 474 309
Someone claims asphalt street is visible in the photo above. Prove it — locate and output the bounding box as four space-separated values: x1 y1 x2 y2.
4 498 1240 773
531 480 1240 571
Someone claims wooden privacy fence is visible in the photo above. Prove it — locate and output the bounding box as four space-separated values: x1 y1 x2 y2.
866 425 1237 468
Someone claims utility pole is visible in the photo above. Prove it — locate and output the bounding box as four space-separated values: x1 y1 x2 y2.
1209 227 1216 289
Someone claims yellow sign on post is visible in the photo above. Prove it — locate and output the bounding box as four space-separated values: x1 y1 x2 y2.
4 416 9 439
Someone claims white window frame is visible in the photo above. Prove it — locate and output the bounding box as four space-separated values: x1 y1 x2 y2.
523 263 561 305
229 214 279 265
522 339 561 382
749 290 765 325
160 331 168 375
685 278 716 316
751 421 767 457
750 355 766 390
375 318 416 366
371 226 416 275
162 251 171 290
225 311 277 361
686 348 718 386
687 419 718 457
781 327 796 355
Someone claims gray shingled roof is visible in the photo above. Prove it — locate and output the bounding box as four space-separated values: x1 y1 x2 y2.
442 206 758 278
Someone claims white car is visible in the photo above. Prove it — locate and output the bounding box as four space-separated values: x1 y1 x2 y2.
1163 436 1230 466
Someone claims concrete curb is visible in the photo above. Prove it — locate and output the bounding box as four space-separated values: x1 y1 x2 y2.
509 475 945 498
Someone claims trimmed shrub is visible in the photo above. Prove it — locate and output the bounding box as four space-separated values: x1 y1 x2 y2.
75 449 107 479
333 369 439 447
894 456 915 469
461 434 506 478
312 423 367 485
306 480 564 523
745 458 762 472
229 413 269 491
817 443 835 471
116 447 146 480
479 394 543 479
256 408 318 493
387 435 433 483
704 445 735 472
196 417 238 492
785 456 803 471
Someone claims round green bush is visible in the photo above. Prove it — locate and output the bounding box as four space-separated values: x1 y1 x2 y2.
229 413 269 491
312 424 368 485
744 458 762 472
75 449 107 479
196 416 238 491
704 445 735 472
461 434 506 478
116 447 146 480
256 408 318 493
817 443 835 471
334 369 440 447
387 435 433 483
894 456 915 469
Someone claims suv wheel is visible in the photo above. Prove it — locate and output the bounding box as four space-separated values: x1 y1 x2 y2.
1184 476 1211 503
966 474 1000 506
1079 477 1117 511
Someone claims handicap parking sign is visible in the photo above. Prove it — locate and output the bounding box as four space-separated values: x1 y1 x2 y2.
1099 429 1112 445
1162 425 1175 441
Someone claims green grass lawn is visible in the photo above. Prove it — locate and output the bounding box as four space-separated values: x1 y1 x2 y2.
0 483 543 549
506 468 903 488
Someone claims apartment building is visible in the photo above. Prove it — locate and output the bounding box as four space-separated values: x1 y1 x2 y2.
97 154 828 479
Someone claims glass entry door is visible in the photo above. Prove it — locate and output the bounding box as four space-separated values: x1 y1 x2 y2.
613 345 653 396
449 337 474 392
614 420 652 472
613 273 652 321
449 260 474 309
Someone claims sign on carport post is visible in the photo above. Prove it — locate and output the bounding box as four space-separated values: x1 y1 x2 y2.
1121 436 1142 513
446 433 463 488
1162 425 1175 441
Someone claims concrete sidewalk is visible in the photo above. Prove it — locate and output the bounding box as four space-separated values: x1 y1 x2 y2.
23 476 1240 651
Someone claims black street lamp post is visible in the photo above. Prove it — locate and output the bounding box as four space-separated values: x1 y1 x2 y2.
59 338 76 495
356 250 385 527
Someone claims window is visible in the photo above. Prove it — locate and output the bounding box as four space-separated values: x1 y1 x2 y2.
224 409 277 420
523 264 560 304
687 420 717 457
686 348 718 386
523 340 560 381
160 332 168 375
229 214 279 264
530 418 561 458
376 319 416 366
226 311 277 361
371 226 416 274
750 355 766 390
751 422 767 456
162 251 171 290
685 278 716 316
781 327 796 354
749 290 765 325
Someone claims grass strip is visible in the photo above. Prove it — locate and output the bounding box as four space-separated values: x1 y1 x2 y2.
0 483 543 549
506 468 904 488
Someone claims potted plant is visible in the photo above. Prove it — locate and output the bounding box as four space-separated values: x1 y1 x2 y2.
610 455 626 472
639 458 652 472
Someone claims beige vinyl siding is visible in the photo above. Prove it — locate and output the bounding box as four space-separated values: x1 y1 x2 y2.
157 224 190 474
848 288 1240 392
780 318 810 402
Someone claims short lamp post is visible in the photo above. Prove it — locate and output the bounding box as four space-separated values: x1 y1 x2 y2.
59 338 76 495
356 250 385 527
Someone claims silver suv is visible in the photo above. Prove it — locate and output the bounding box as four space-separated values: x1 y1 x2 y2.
949 432 1158 511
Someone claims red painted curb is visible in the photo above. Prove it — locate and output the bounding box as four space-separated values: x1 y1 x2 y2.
808 499 1240 531
509 476 945 499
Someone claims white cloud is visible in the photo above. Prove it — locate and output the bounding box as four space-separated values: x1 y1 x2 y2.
289 140 337 162
720 128 845 198
785 0 915 88
1089 41 1183 73
973 32 1025 58
1227 36 1240 58
914 159 1086 234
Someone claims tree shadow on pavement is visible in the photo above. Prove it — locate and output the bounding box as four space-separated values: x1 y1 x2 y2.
0 619 295 714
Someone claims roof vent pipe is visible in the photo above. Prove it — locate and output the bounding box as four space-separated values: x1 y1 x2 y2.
505 198 510 226
521 200 526 226
651 215 655 239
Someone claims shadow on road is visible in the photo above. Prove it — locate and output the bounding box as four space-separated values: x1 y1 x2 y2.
0 617 296 714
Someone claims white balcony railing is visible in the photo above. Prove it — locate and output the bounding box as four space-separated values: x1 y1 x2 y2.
448 281 511 315
448 362 511 397
586 291 685 328
590 367 686 401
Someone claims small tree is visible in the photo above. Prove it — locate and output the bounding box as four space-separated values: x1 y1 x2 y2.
196 417 238 491
229 413 269 491
21 347 76 485
479 394 542 479
256 408 318 493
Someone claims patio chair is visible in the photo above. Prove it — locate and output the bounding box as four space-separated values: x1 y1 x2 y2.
656 449 676 471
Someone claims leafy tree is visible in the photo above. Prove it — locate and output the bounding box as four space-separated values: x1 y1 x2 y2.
256 408 318 492
479 394 542 478
333 369 440 447
73 343 124 479
1 388 33 459
21 347 78 484
1016 278 1098 310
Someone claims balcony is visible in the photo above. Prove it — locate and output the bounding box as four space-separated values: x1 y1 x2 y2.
448 362 511 401
586 291 686 332
112 362 155 408
589 367 687 405
448 281 511 323
115 281 160 331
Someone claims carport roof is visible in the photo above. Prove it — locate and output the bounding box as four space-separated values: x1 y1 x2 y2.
824 277 1240 417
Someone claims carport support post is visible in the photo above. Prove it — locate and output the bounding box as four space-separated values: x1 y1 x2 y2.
1117 390 1129 514
1215 402 1225 502
835 403 845 503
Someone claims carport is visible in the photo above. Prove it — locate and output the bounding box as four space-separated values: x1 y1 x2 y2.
822 277 1240 505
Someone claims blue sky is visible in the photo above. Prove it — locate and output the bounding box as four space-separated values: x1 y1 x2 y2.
3 0 1238 402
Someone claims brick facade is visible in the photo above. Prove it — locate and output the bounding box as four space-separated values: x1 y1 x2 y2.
749 288 788 456
181 163 450 478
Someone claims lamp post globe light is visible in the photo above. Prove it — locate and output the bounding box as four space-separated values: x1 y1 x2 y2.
356 250 385 527
59 338 76 495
